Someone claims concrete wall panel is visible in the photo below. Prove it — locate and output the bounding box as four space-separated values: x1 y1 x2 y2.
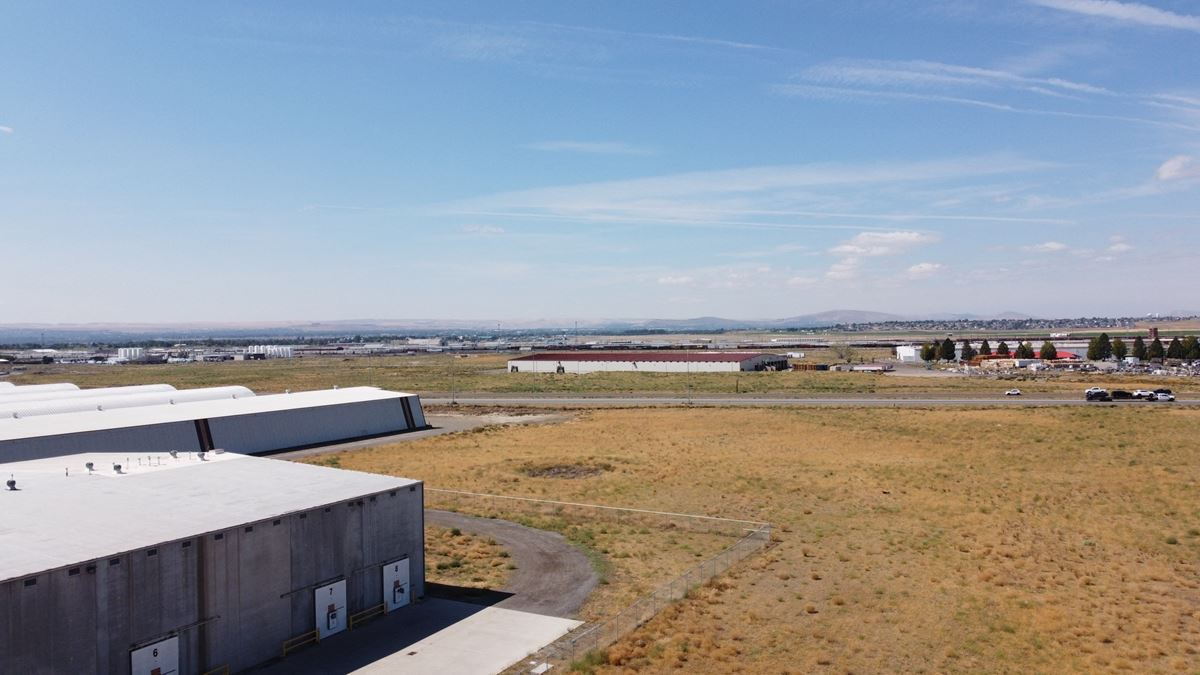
207 399 412 454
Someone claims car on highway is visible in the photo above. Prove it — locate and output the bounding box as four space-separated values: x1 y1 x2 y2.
1085 388 1112 402
1110 390 1134 400
1153 392 1176 402
1004 389 1022 396
1132 389 1155 399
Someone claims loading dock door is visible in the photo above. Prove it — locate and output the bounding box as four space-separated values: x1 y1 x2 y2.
130 636 178 675
382 558 411 612
315 579 348 639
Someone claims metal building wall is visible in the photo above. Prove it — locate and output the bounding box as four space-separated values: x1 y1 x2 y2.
207 398 414 454
0 486 424 674
0 422 203 463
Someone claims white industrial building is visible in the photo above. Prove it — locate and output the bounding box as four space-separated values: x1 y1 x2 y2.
507 351 790 374
247 345 295 359
895 345 920 363
0 385 427 463
0 450 424 674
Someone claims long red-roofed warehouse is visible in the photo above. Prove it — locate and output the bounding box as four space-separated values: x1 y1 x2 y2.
506 351 790 373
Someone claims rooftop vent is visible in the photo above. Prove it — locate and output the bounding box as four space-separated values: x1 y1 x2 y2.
6 477 16 491
112 463 122 474
85 462 94 474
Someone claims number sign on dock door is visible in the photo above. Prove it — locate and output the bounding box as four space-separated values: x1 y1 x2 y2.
315 579 348 639
383 557 411 612
130 636 178 675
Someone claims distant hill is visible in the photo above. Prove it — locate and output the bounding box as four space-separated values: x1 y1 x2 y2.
1 309 1049 342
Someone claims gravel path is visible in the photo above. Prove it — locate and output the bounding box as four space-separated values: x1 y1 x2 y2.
426 510 598 619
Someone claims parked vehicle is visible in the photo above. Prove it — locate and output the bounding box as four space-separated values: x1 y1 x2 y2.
1085 389 1112 402
1110 390 1134 400
1005 389 1022 396
1153 392 1176 402
1132 389 1155 399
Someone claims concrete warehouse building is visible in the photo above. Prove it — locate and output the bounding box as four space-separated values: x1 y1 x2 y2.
507 351 790 374
0 386 427 463
0 450 424 674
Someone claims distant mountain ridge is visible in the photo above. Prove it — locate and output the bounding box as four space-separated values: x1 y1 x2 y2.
0 310 1046 342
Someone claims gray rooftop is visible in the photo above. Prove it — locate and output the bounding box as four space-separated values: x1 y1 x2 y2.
0 452 419 582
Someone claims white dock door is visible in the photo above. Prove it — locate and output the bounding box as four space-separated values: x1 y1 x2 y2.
130 636 178 675
383 558 411 612
315 579 348 639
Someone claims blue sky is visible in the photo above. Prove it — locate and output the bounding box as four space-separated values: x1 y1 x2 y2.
2 0 1199 323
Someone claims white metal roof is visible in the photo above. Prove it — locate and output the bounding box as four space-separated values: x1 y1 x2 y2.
0 452 419 582
0 386 254 420
0 382 13 388
0 383 178 405
0 387 413 442
0 383 79 396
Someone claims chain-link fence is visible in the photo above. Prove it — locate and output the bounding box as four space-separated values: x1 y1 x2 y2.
425 488 771 668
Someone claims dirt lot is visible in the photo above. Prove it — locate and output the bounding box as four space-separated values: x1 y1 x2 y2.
319 406 1200 674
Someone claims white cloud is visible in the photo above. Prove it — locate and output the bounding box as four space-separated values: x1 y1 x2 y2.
826 258 861 280
905 262 944 279
1024 241 1069 253
525 140 655 156
1029 0 1200 33
830 231 938 257
0 126 12 134
1155 155 1200 181
657 275 694 286
461 224 505 235
1107 235 1133 253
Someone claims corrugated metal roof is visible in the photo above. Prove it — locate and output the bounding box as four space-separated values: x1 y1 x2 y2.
0 387 413 442
0 452 419 582
509 351 782 363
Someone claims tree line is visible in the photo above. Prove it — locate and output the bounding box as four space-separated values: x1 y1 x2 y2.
917 332 1200 363
1085 332 1199 361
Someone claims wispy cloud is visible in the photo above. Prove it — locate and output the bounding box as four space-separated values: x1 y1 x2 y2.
461 224 506 236
826 231 940 280
777 56 1200 133
905 262 944 279
524 140 655 156
1024 241 1069 253
0 126 12 135
522 21 787 53
831 231 938 257
1029 0 1200 33
801 58 1110 97
449 155 1057 233
1155 154 1200 181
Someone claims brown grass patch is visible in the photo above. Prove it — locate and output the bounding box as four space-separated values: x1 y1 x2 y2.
424 525 511 589
318 405 1200 674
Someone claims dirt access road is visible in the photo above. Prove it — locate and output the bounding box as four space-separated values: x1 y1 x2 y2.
426 510 598 619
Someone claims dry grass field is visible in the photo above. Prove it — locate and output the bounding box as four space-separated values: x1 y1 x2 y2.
424 525 513 589
315 406 1199 674
8 353 1196 396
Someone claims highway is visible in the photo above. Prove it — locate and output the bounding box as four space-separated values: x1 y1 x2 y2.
424 396 1198 408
